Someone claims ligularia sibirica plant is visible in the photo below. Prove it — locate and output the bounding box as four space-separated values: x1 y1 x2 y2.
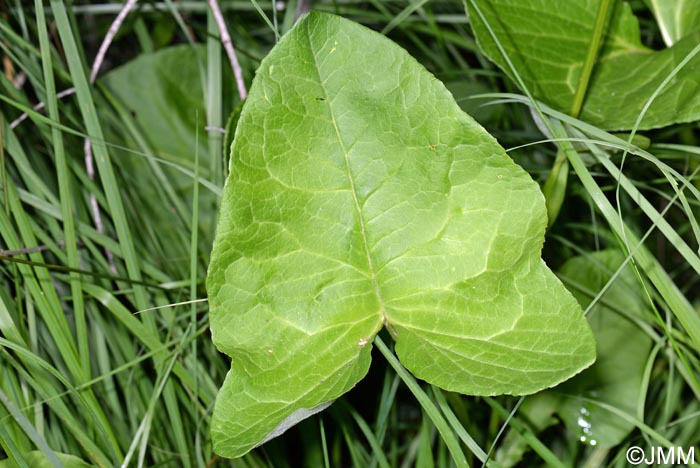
206 12 595 458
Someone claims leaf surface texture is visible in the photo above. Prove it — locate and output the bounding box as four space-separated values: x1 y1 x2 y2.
207 12 595 457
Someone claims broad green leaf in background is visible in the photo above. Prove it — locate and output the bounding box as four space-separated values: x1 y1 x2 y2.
207 12 595 458
467 0 700 130
520 250 652 449
103 45 210 163
101 45 238 274
0 451 92 468
101 45 209 274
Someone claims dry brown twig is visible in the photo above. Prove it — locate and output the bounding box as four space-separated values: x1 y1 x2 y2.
10 87 76 129
208 0 247 100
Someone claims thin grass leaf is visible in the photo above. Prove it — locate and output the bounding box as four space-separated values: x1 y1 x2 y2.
50 1 150 312
347 406 391 468
483 398 566 468
381 0 430 35
0 388 63 468
34 0 87 379
432 389 491 465
375 337 468 468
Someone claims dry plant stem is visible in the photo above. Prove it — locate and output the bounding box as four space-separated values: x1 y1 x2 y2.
90 0 139 82
204 125 225 133
295 0 312 21
10 87 76 129
13 71 27 89
208 0 248 100
85 138 117 274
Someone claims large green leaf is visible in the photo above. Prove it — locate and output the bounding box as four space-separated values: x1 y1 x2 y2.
521 250 652 448
467 0 700 130
207 11 595 458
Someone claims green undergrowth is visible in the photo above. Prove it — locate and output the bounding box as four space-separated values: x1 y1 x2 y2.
0 1 698 467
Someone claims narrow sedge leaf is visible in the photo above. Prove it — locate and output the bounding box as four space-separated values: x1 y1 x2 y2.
467 0 700 130
646 0 700 46
207 12 595 458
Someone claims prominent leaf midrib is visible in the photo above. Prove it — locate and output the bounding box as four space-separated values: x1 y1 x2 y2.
305 24 387 324
209 13 599 456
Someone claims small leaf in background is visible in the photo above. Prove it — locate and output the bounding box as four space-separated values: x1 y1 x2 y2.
520 250 652 449
207 11 595 458
467 0 700 130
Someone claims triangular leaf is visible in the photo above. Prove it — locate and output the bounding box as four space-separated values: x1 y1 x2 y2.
207 12 595 458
